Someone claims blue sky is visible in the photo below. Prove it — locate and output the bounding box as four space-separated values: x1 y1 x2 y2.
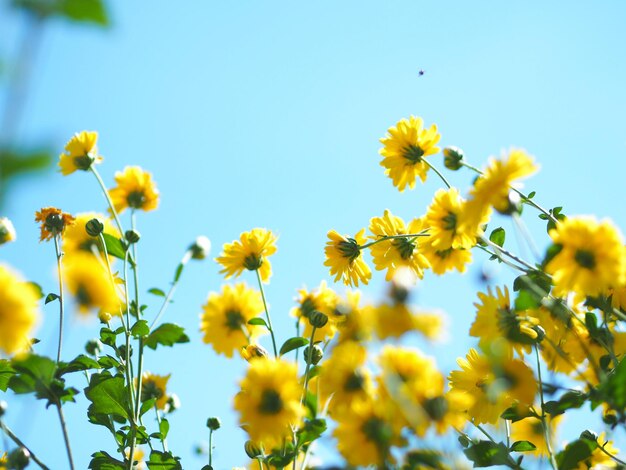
1 1 626 468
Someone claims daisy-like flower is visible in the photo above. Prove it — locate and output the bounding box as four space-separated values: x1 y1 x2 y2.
62 212 120 259
216 228 277 283
34 207 75 242
324 229 371 287
425 188 483 250
448 349 537 424
234 358 305 448
200 283 266 358
470 286 540 357
0 265 40 355
379 116 441 191
510 413 561 457
109 166 160 214
0 217 16 245
59 130 103 175
290 281 341 342
421 243 472 275
64 253 121 316
546 216 626 298
140 372 171 410
368 210 430 281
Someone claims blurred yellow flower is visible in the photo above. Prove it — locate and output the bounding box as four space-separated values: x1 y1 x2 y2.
368 210 430 281
291 281 341 342
64 253 121 316
109 166 160 213
546 216 626 298
574 432 619 469
510 412 561 457
324 229 371 287
0 217 16 245
200 283 266 358
216 228 277 283
425 188 476 250
34 207 75 242
59 130 103 175
62 212 120 259
422 244 472 275
234 358 305 449
379 116 441 191
336 290 374 343
141 372 171 410
0 265 39 355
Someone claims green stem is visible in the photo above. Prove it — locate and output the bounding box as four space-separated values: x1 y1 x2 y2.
597 441 626 466
208 429 213 467
535 345 557 470
0 420 50 470
90 166 125 236
423 159 452 189
300 326 317 406
359 231 429 250
477 245 528 273
255 269 278 357
53 235 65 363
479 236 536 271
55 401 75 470
149 250 192 330
154 405 168 452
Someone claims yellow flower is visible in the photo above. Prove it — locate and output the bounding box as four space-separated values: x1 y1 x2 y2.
216 228 277 283
200 283 266 358
59 130 102 175
574 432 619 469
422 243 472 275
534 307 585 374
425 188 477 250
470 286 540 357
125 447 145 470
320 341 374 416
109 166 160 213
291 281 341 342
469 148 538 213
62 212 120 259
64 253 121 315
141 372 171 410
336 290 374 343
546 216 626 298
234 358 305 448
368 211 431 281
0 217 16 245
34 207 75 241
324 229 371 287
373 303 442 340
448 349 537 424
510 413 561 457
611 284 626 311
0 265 39 355
241 343 269 362
379 116 441 191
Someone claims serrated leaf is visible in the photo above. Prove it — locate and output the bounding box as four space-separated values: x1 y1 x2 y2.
148 287 166 297
279 337 309 356
510 440 537 452
145 323 189 350
489 227 506 247
247 317 268 327
85 374 132 421
131 320 150 339
45 293 59 304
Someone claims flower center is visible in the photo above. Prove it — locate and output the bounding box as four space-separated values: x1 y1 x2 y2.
73 154 95 171
142 380 164 402
361 416 392 446
243 253 263 271
403 144 425 164
574 249 596 269
45 213 66 235
76 284 92 308
442 212 457 231
337 238 361 262
392 237 416 260
344 370 365 392
258 389 283 415
423 396 448 421
436 248 453 260
127 191 146 209
224 310 245 331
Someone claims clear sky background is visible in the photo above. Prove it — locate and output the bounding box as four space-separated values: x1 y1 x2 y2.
1 1 626 468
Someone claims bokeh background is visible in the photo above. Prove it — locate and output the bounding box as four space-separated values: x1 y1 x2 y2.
1 0 626 468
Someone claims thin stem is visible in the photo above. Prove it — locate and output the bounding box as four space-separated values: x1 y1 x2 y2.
512 213 541 261
597 441 626 466
504 419 511 448
153 405 168 452
255 269 278 357
359 231 429 250
149 250 192 330
123 248 138 470
423 159 452 189
479 236 536 271
477 245 528 273
535 345 557 470
53 235 65 363
300 326 317 406
55 402 75 470
0 420 50 470
208 429 213 467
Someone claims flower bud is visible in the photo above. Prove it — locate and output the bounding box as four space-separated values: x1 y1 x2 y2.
85 218 104 237
8 447 30 470
0 400 7 417
125 229 141 244
206 417 221 431
580 430 598 442
443 146 464 170
244 440 263 459
0 217 16 245
241 344 269 362
165 393 181 413
189 236 211 260
85 339 103 357
303 344 323 365
309 311 328 328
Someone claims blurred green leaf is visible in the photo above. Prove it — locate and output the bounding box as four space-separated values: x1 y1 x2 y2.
44 292 59 304
88 451 125 470
12 0 109 26
147 450 182 470
556 438 596 470
510 440 536 452
247 317 268 328
85 373 132 421
148 287 166 297
145 323 189 350
544 390 588 416
463 440 512 468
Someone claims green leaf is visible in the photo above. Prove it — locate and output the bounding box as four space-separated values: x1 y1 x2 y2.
308 365 322 380
500 405 533 423
541 243 563 268
279 337 309 356
148 287 166 297
27 282 44 300
0 359 15 392
296 418 326 446
58 354 101 375
584 312 598 336
99 327 119 348
88 451 126 470
147 450 182 470
0 148 51 179
514 290 540 311
247 317 268 328
463 440 511 468
102 233 127 262
489 227 506 247
159 418 170 439
9 354 77 406
510 440 537 452
85 374 132 421
404 450 446 469
544 390 588 416
45 293 60 304
59 0 108 25
145 323 190 350
131 320 150 339
556 439 596 470
598 355 626 410
173 263 184 283
527 191 536 199
98 355 121 370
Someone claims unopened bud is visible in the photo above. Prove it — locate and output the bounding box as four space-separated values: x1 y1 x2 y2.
206 417 221 431
125 230 141 244
303 344 323 365
496 191 522 216
443 146 464 171
85 339 103 357
8 447 30 469
309 311 328 328
85 218 104 237
580 430 598 442
0 217 16 245
189 236 211 260
244 440 263 459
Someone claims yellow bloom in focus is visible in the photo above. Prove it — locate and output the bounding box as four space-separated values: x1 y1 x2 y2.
234 358 305 448
59 130 102 175
368 211 430 281
574 432 619 469
546 216 626 298
62 212 120 259
422 243 472 275
379 116 441 191
64 253 121 315
510 413 561 457
291 281 340 342
425 188 476 250
0 265 39 355
35 207 75 242
109 166 160 213
470 148 538 213
448 349 537 424
141 372 170 410
216 228 277 283
200 283 266 358
324 229 371 287
0 217 16 245
470 286 540 357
